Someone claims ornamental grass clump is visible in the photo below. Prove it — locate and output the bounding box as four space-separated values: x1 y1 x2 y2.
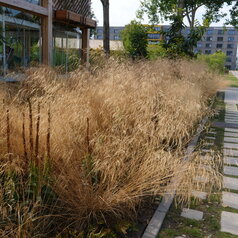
0 59 225 236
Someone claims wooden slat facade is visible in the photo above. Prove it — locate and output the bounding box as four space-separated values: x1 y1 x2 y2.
55 10 96 28
53 0 92 17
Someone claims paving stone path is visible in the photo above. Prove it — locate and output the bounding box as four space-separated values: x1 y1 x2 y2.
221 86 238 236
177 86 238 236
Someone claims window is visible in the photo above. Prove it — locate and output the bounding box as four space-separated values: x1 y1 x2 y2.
218 29 224 35
97 35 103 40
228 37 235 41
207 29 213 35
216 44 223 48
148 40 160 45
197 43 202 48
226 57 232 62
114 29 121 34
206 36 212 41
228 29 235 35
227 44 234 49
226 65 231 70
205 50 211 54
217 37 223 42
227 51 233 56
114 35 120 40
148 33 160 39
194 49 199 54
154 26 161 31
205 43 212 48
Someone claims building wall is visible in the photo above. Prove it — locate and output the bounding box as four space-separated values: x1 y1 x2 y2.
94 26 238 70
89 39 123 50
194 27 238 70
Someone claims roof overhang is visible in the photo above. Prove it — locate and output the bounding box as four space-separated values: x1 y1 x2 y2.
55 10 96 29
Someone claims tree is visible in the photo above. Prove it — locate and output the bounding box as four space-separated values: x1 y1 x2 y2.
228 1 238 27
138 0 233 56
100 0 110 56
121 21 148 59
138 0 233 29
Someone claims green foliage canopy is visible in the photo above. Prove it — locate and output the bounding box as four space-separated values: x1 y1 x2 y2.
137 0 233 57
138 0 233 28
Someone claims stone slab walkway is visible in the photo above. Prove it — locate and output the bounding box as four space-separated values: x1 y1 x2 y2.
220 86 238 236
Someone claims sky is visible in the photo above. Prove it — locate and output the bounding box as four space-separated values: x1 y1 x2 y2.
91 0 232 27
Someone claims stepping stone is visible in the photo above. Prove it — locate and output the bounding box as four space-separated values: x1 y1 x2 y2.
225 120 238 122
226 119 238 122
203 142 214 146
224 132 238 138
200 155 212 161
224 137 238 143
205 136 215 140
224 149 238 157
208 131 216 135
224 176 238 190
225 116 238 119
181 208 203 221
201 149 212 153
225 120 238 123
221 211 238 235
223 192 238 209
194 176 209 183
225 113 238 117
192 191 207 200
224 166 238 176
224 157 238 166
201 165 213 171
226 114 238 116
224 143 238 149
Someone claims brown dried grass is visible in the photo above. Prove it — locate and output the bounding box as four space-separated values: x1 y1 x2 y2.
0 59 226 235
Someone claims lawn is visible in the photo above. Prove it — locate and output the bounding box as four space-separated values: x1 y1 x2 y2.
226 73 238 87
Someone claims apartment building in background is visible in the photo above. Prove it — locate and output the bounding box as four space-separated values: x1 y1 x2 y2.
94 26 238 70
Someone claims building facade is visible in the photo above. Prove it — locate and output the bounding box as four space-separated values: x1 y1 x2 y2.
95 26 238 70
193 27 238 70
0 0 96 76
94 25 163 46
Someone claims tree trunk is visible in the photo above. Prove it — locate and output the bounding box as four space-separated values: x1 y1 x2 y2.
101 0 110 56
177 0 185 35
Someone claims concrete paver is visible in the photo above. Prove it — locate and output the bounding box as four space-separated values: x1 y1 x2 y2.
224 137 238 143
205 136 215 140
224 166 238 176
224 149 238 157
224 157 238 166
224 132 238 138
224 142 238 149
181 208 203 221
221 211 238 235
223 176 238 190
192 191 207 200
222 192 238 209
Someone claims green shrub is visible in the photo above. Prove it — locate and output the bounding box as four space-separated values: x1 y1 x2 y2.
197 51 227 73
148 44 167 60
121 20 148 59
